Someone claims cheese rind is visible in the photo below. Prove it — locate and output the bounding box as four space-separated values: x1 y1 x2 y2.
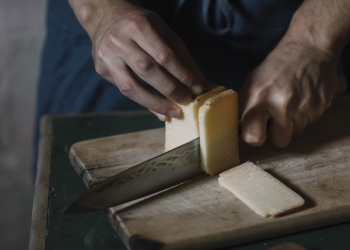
218 162 305 217
198 89 239 175
165 86 226 151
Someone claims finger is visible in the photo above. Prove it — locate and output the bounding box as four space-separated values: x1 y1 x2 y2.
106 60 182 118
241 107 271 146
268 117 294 148
292 113 309 137
149 109 168 122
94 61 115 84
121 41 193 105
298 95 324 125
131 18 204 95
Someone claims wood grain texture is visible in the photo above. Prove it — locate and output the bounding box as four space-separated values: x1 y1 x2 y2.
70 96 350 250
70 128 165 187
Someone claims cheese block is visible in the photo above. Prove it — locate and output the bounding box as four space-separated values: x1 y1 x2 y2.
165 86 226 151
198 89 239 175
218 162 305 217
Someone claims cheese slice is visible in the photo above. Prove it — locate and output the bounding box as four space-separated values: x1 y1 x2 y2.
198 89 239 175
218 162 305 217
165 86 226 151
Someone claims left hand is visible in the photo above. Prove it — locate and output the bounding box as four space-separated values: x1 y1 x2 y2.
240 38 346 148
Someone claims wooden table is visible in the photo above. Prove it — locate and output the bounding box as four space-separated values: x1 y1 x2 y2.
29 110 350 250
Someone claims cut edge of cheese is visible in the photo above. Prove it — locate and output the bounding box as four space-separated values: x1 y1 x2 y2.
165 86 226 151
218 162 305 218
198 89 239 175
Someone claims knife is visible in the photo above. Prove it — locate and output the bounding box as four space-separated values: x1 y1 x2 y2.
64 138 203 214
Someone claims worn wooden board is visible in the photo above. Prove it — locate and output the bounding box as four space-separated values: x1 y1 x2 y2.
70 96 350 250
70 128 165 187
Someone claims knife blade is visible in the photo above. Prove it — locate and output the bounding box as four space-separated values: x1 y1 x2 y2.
63 138 203 214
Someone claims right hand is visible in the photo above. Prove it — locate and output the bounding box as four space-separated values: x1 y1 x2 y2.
88 1 205 120
240 38 340 148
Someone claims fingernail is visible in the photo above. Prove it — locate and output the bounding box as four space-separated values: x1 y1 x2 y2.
167 108 182 118
243 130 265 146
191 84 203 95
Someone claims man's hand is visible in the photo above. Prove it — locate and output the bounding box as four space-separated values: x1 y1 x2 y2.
241 0 350 147
241 39 344 147
69 0 205 120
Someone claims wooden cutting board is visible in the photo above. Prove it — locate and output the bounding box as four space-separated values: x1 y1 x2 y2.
70 96 350 250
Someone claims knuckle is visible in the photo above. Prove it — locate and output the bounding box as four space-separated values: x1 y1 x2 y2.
155 50 172 66
274 93 292 114
95 47 108 61
94 64 106 76
135 58 153 74
299 101 310 112
126 15 147 34
299 94 311 112
119 83 134 98
253 88 269 101
104 33 117 48
124 10 160 36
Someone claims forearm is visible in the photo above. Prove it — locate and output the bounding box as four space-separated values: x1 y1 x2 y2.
283 0 350 60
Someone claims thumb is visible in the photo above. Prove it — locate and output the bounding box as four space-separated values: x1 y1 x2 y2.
149 109 168 122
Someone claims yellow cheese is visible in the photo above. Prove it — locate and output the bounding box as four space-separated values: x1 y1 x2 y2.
165 86 226 151
218 162 305 217
198 89 239 175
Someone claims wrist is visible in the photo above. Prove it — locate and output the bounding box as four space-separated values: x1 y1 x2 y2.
68 0 141 39
68 0 101 37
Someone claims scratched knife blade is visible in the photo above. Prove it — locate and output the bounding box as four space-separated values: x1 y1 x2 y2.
63 138 203 214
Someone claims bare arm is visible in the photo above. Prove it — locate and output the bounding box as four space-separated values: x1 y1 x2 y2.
287 0 350 59
241 0 350 147
68 0 205 120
